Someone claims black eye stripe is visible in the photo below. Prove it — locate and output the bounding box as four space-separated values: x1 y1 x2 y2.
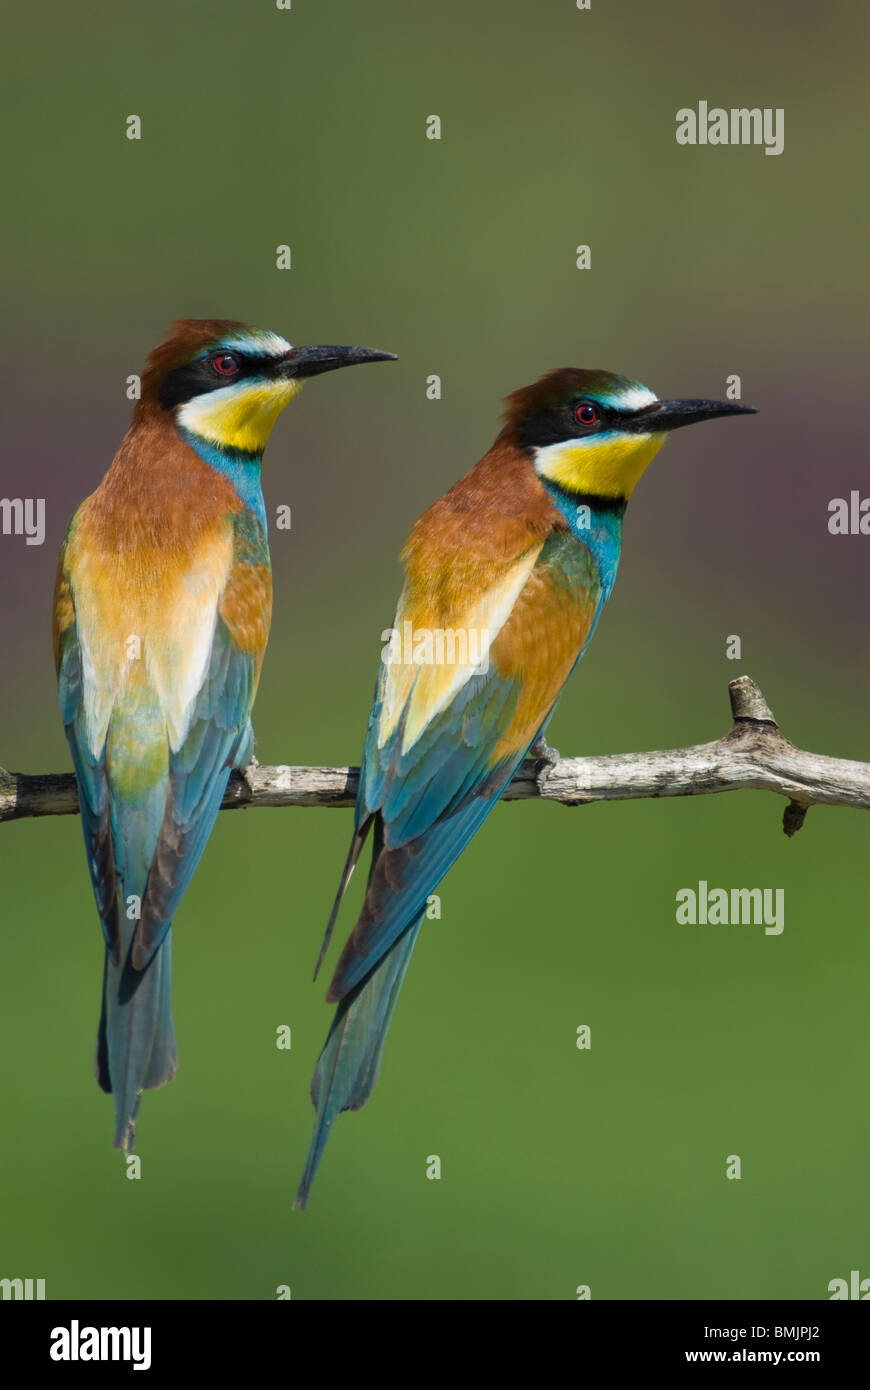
159 351 273 410
518 399 617 450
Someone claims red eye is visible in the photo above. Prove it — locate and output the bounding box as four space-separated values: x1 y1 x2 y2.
213 353 239 376
575 402 599 426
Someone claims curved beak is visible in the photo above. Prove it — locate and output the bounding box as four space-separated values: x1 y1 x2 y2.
627 398 757 433
276 344 398 380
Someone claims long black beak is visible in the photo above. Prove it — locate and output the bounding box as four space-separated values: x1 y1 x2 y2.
276 344 398 380
627 398 757 433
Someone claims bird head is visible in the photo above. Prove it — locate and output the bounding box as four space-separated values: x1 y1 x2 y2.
505 368 756 502
138 318 397 455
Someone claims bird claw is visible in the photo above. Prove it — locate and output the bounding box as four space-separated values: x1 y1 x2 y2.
531 733 561 766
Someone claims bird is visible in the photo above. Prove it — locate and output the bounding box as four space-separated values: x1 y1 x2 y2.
295 366 756 1207
53 318 396 1152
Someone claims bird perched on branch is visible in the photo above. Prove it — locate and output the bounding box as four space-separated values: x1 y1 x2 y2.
296 367 756 1207
53 318 396 1151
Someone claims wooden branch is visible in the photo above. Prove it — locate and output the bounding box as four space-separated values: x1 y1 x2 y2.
2 677 867 837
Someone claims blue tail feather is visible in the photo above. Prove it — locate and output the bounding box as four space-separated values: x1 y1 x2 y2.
294 918 423 1209
96 928 177 1152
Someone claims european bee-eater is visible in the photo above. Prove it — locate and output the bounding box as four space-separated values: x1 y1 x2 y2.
53 318 396 1151
296 366 756 1207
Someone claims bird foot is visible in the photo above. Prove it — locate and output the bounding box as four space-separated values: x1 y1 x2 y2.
241 754 260 795
531 733 561 766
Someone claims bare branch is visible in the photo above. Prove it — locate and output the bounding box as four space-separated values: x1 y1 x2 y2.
2 677 868 835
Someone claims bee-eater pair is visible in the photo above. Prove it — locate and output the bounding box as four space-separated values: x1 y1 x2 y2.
54 319 755 1202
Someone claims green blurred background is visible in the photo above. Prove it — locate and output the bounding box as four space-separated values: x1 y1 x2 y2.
1 0 867 1299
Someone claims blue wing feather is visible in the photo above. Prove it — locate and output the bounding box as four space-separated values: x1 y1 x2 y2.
131 618 256 969
327 659 525 1001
